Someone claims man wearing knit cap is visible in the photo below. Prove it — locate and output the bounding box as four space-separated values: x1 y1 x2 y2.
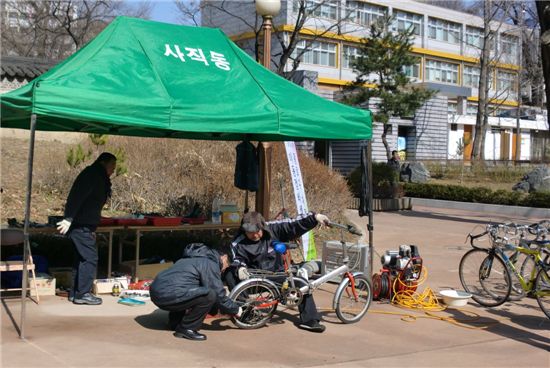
227 211 330 333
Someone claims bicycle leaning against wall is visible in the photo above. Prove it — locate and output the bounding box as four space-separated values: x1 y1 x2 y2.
229 222 372 329
458 221 550 319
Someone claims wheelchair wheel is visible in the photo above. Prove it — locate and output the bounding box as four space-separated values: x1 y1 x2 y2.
334 274 372 323
229 279 280 329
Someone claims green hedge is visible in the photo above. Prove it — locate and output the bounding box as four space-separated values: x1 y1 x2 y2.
348 163 398 197
404 183 550 208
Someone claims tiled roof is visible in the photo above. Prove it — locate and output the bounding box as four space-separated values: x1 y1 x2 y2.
1 56 56 79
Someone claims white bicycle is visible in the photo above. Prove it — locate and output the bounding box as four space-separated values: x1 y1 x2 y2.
229 222 372 329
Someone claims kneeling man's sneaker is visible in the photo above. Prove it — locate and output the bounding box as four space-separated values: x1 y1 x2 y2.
297 320 325 333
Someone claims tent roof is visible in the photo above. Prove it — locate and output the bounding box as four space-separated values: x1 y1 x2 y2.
1 17 371 141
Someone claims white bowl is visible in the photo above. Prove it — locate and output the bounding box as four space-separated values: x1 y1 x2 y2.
439 289 472 307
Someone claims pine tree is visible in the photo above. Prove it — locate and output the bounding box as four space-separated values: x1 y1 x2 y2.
344 15 435 160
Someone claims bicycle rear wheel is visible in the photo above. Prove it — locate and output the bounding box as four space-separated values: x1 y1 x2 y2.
534 267 550 319
459 249 511 307
229 280 279 329
334 274 372 323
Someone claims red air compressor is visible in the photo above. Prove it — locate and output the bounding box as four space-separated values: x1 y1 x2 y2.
372 245 423 301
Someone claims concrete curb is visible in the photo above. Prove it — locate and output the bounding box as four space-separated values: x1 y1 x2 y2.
410 197 550 218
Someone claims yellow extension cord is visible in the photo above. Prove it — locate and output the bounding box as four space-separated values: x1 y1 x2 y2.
373 266 500 329
320 266 501 329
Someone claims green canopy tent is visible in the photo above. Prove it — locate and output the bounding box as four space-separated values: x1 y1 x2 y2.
1 16 373 338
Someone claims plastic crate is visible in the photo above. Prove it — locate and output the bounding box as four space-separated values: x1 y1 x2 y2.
116 218 149 226
146 216 182 226
182 217 206 225
99 217 117 226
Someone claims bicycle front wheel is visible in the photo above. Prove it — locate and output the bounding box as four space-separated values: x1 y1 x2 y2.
534 267 550 319
506 250 531 301
459 249 512 307
229 279 279 329
334 274 372 323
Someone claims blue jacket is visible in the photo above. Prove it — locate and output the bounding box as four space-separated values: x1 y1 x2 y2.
150 244 239 314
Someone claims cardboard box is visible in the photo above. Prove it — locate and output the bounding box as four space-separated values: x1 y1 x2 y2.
30 276 56 296
49 267 73 289
117 260 173 280
222 211 241 224
92 277 130 294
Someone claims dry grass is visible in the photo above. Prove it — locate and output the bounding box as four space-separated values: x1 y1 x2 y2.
2 136 352 226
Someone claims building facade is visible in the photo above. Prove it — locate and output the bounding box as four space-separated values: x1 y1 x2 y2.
202 0 548 174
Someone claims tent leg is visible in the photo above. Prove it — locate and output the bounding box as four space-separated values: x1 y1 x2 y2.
255 142 272 218
20 113 37 339
367 143 373 284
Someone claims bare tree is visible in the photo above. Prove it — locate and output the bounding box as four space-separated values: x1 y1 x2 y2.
469 0 521 161
187 0 360 79
174 0 202 26
1 1 152 60
505 2 543 109
536 1 550 119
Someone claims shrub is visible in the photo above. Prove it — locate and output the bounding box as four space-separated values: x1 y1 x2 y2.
404 183 549 208
347 162 398 198
39 137 352 223
523 191 550 208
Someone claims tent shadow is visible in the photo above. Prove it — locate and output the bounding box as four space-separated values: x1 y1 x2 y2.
396 209 492 225
444 307 550 351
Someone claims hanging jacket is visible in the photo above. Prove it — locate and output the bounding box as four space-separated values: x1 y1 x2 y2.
230 212 319 272
150 243 239 315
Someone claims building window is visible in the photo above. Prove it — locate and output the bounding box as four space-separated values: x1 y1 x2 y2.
466 102 478 115
425 59 459 84
342 45 360 69
393 10 423 36
500 34 518 64
347 1 387 26
428 17 461 44
463 65 480 87
450 123 458 131
448 101 458 114
296 0 338 20
294 40 337 67
465 26 483 48
402 62 420 79
496 70 517 98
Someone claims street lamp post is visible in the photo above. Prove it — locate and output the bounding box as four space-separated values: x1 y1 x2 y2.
255 0 280 218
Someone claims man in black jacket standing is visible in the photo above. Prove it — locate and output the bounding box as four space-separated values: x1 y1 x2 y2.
57 152 116 305
150 244 242 341
227 211 330 333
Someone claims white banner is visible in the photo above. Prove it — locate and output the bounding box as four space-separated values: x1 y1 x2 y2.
284 141 314 260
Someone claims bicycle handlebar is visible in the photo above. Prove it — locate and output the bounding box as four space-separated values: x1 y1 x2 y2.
328 222 363 236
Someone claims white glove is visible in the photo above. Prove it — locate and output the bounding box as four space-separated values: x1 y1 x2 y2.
238 267 250 281
236 306 243 318
315 214 330 227
56 219 72 235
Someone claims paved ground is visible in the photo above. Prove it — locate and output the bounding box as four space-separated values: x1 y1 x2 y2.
2 206 549 368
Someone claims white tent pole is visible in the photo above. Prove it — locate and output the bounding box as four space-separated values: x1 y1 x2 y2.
20 113 37 339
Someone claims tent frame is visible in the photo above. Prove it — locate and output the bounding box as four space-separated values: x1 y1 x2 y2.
16 116 373 339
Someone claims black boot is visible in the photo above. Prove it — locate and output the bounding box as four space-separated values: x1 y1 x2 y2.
173 329 206 341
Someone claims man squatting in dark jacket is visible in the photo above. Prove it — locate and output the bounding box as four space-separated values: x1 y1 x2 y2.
57 152 117 305
226 211 330 333
150 243 242 341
